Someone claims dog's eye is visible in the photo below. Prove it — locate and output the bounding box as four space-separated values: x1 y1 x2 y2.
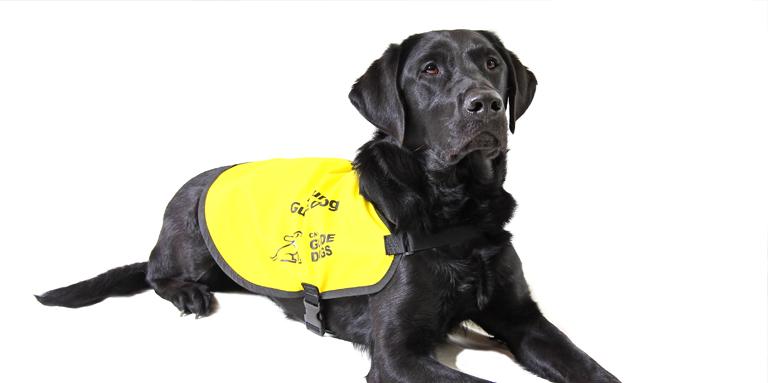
423 63 440 75
486 58 499 70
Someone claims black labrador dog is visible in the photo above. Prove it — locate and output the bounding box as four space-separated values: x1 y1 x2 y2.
37 30 620 383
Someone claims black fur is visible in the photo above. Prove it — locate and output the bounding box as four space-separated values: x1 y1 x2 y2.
37 30 620 383
36 262 149 308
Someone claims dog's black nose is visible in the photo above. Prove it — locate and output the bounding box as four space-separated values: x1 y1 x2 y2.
464 90 503 115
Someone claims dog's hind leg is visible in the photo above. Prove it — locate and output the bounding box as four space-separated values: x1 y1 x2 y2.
150 278 213 317
147 245 243 318
145 166 243 318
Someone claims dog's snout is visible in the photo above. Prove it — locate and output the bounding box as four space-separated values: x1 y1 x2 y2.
464 90 503 115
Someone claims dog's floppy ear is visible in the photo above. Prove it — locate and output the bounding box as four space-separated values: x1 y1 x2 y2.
349 44 406 144
478 31 537 134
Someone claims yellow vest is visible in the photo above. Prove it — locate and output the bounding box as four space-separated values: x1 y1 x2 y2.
198 158 400 299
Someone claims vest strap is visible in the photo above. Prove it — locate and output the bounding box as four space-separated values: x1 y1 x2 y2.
302 283 325 336
384 225 484 256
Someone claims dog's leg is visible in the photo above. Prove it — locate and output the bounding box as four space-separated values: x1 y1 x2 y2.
366 353 491 383
145 166 243 318
150 279 213 317
474 306 620 383
146 234 227 317
366 328 494 383
365 263 493 383
472 247 621 383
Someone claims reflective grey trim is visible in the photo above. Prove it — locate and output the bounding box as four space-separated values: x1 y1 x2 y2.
197 164 400 300
320 254 401 299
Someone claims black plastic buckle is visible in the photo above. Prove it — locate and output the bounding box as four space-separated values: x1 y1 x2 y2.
302 283 325 336
384 232 413 256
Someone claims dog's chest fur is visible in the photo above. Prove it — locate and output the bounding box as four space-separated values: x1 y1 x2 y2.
385 240 507 338
346 140 517 337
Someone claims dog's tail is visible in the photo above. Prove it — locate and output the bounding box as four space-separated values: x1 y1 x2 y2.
35 262 150 308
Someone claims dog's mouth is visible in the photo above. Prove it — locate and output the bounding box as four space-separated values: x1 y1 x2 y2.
465 132 499 152
444 132 502 164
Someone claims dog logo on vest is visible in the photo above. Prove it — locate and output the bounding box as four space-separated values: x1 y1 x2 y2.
271 231 303 264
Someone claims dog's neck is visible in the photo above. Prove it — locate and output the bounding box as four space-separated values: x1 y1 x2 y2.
354 138 515 235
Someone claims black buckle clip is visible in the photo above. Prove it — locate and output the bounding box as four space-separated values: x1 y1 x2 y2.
302 283 325 336
384 232 414 256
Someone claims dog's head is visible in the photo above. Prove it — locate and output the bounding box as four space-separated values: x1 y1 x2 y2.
349 30 536 167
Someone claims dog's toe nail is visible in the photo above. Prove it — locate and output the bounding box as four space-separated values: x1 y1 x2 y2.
195 314 202 319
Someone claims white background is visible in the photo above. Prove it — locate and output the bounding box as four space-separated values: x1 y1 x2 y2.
1 1 766 382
